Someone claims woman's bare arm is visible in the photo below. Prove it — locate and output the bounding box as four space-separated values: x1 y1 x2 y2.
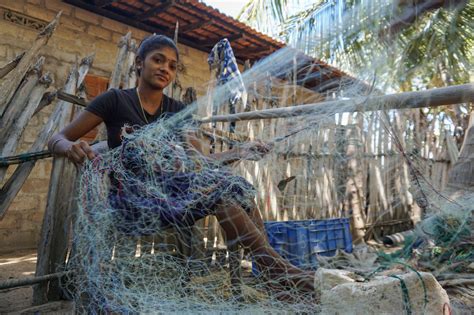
48 111 103 164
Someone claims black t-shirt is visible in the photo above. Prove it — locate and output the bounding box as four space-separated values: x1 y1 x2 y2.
85 88 186 149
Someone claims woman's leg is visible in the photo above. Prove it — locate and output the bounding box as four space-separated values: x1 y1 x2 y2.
214 202 314 292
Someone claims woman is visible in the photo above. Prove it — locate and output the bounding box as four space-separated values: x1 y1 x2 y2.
48 34 315 295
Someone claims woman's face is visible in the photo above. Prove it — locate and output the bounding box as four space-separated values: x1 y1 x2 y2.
138 46 178 90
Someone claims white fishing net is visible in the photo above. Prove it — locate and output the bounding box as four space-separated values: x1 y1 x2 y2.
63 1 473 313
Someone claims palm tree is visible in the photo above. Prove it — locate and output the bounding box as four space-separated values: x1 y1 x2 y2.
238 0 473 91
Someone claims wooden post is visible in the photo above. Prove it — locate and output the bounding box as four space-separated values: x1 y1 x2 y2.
0 58 49 182
0 92 59 219
95 32 131 141
0 52 25 80
0 57 44 133
109 32 131 89
343 118 366 242
33 55 93 305
0 12 60 117
124 39 137 89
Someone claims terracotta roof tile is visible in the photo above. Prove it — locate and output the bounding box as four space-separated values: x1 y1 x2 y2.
65 0 367 93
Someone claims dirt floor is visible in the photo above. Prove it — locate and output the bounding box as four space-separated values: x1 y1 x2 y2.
0 249 36 313
1 248 471 314
0 250 74 314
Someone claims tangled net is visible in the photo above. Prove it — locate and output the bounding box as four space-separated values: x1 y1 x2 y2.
64 2 473 313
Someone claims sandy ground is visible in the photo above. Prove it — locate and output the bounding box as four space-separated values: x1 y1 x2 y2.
0 249 37 314
1 248 470 314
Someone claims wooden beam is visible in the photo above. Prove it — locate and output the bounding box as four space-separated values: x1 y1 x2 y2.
198 84 474 123
64 0 210 57
94 0 117 7
135 0 175 20
202 32 244 46
173 1 282 50
236 46 274 55
180 19 214 33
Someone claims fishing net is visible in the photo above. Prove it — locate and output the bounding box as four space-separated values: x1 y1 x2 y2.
64 1 473 313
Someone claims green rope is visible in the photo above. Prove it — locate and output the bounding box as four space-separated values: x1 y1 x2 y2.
389 274 412 315
400 263 429 310
366 257 429 311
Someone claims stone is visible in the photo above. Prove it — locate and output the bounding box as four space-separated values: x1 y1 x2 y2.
314 268 363 292
320 271 450 315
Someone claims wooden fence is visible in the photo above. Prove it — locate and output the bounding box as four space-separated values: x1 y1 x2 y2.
205 78 463 244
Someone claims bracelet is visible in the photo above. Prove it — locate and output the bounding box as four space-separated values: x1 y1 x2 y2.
50 138 65 154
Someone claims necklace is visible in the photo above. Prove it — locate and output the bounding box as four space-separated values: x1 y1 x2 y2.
136 87 163 124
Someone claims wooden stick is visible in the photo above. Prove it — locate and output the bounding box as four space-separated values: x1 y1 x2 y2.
199 84 474 123
0 271 71 290
0 57 44 146
200 126 249 143
109 32 131 89
0 52 25 80
0 72 52 182
33 90 58 115
0 58 46 182
95 32 131 141
124 39 137 89
0 57 44 143
0 63 83 218
57 90 88 107
439 279 474 287
0 12 60 117
0 86 67 220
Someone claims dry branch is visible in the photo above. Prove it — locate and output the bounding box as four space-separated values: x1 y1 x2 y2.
199 84 474 123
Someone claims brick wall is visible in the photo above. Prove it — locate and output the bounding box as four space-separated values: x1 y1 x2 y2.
0 0 214 252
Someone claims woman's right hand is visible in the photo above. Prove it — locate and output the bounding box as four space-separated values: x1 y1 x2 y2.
66 140 97 165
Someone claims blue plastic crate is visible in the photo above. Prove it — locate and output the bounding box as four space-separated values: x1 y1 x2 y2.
253 218 352 274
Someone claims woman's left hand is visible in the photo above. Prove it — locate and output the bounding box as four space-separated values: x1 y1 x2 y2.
238 140 274 161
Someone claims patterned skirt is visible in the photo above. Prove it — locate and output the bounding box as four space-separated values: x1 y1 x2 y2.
108 169 256 236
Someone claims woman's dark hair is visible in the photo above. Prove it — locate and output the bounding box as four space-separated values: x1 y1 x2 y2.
137 34 179 65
